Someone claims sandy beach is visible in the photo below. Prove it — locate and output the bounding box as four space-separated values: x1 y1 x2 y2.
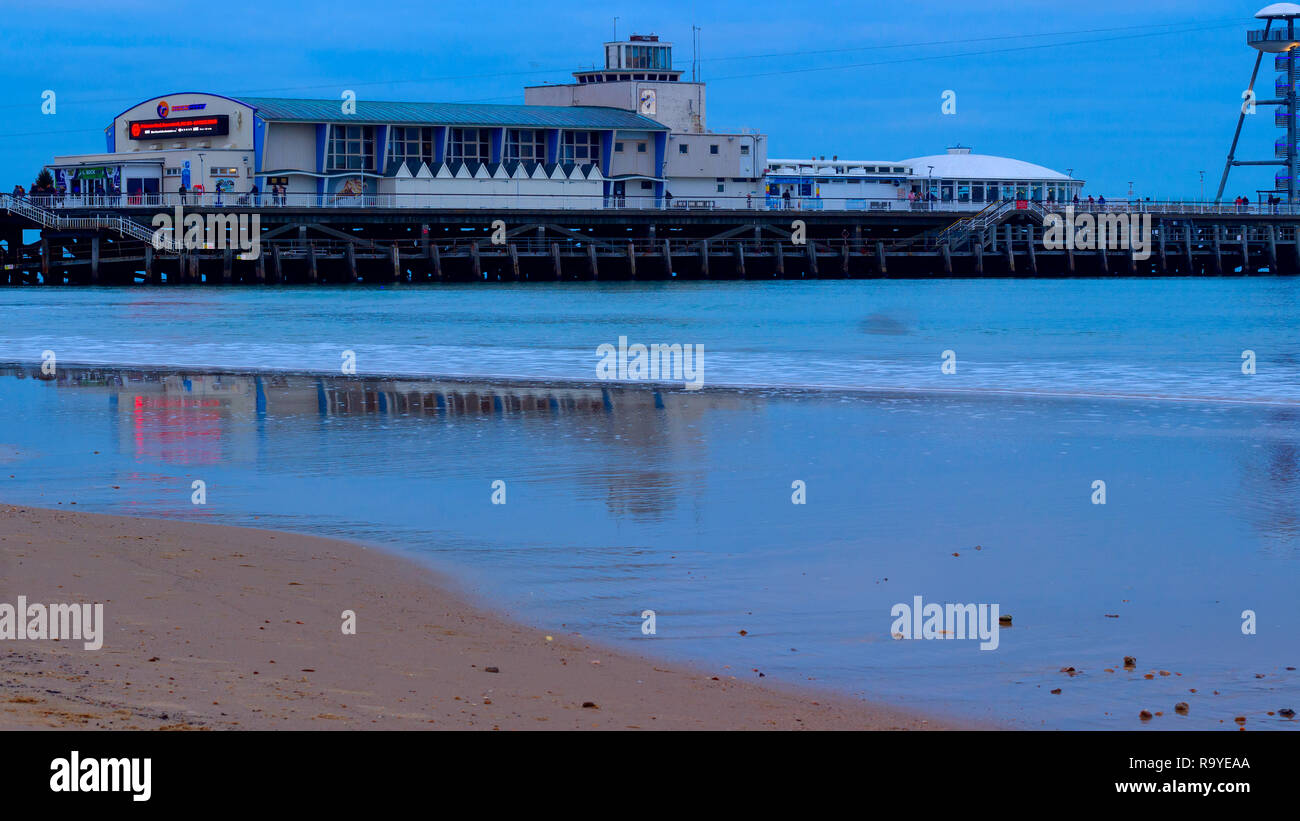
0 504 953 730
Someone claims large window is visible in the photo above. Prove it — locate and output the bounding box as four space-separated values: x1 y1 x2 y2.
561 130 601 165
327 124 375 171
505 128 546 162
625 45 670 69
388 127 435 165
447 127 491 163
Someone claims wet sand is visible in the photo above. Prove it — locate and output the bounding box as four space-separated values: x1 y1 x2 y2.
0 504 957 730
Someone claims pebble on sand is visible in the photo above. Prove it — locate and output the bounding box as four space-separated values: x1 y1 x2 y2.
1174 703 1189 715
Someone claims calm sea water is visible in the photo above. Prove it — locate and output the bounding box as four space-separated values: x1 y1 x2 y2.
0 280 1297 729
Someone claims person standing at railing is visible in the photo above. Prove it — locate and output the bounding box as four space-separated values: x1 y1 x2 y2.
251 184 260 207
12 185 24 200
178 184 187 205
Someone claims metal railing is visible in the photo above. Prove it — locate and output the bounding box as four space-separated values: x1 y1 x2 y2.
1 193 162 247
14 191 1300 218
1249 29 1299 46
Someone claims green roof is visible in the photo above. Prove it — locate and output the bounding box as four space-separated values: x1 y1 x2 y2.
236 96 667 130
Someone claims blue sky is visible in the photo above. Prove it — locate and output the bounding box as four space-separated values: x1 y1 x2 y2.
0 0 1281 198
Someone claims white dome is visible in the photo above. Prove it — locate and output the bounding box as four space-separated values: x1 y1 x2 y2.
1256 3 1300 18
900 150 1073 181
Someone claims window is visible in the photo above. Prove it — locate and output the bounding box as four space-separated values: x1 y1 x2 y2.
447 127 491 163
740 144 749 155
327 124 375 171
716 183 725 193
615 142 625 153
678 143 688 154
504 128 546 162
388 126 435 165
972 182 985 202
637 142 647 153
210 167 239 176
640 181 652 190
164 167 181 177
560 130 601 164
710 144 719 154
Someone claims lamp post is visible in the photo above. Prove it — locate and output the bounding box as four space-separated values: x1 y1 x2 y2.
197 152 207 204
1199 170 1205 203
927 165 934 212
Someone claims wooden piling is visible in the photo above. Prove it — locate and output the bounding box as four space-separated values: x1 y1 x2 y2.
1158 221 1168 274
773 241 784 277
471 241 482 280
552 242 563 280
876 240 886 276
345 242 358 282
307 243 318 282
222 245 233 284
272 244 283 283
1213 225 1223 275
736 242 747 279
90 235 100 284
587 242 599 280
509 243 521 281
390 243 401 282
699 240 709 278
626 241 636 279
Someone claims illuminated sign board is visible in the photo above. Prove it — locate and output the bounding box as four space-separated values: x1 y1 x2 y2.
127 114 228 141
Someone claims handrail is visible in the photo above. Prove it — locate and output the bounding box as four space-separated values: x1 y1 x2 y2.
1 193 169 250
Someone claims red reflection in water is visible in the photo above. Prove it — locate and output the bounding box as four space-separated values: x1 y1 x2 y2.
130 395 226 465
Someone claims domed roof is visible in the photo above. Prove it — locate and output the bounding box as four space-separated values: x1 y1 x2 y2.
900 148 1073 181
1256 3 1300 18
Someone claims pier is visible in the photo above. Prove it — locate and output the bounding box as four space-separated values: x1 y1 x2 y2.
4 195 1300 284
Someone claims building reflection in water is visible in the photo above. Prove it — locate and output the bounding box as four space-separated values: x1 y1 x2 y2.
4 365 748 523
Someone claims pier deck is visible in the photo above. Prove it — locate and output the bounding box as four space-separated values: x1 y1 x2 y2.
3 199 1299 284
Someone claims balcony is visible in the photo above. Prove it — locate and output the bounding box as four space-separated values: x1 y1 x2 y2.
1276 138 1297 157
1277 53 1294 71
1249 28 1300 52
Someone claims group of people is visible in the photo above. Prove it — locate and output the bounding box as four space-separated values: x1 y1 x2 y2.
172 182 288 206
11 183 66 206
1236 194 1285 213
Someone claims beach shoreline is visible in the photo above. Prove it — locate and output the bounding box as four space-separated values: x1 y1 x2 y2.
0 503 968 730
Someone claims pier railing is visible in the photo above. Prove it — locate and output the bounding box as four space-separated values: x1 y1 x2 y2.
13 191 1300 217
